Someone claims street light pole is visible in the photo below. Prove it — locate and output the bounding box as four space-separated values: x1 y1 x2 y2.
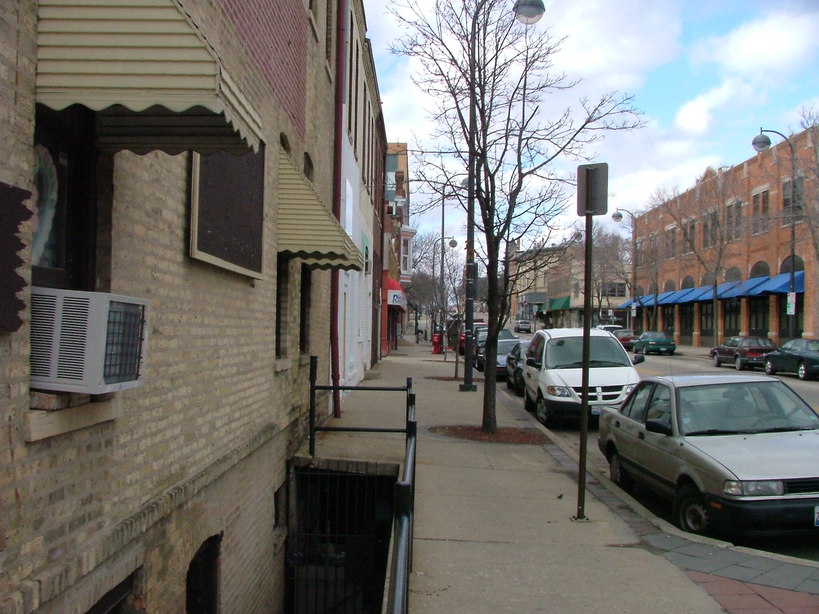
460 0 544 392
611 208 637 329
752 128 798 341
460 0 482 392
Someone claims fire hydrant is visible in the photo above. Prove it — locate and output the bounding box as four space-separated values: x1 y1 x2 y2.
431 333 442 354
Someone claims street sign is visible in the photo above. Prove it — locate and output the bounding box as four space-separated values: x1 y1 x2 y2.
787 292 796 316
577 163 608 216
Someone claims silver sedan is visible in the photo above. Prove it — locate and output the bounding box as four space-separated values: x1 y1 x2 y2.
597 373 819 537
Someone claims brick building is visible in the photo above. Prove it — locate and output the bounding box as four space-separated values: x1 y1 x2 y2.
0 1 379 612
622 126 817 347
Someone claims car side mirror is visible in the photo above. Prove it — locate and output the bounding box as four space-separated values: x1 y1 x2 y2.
632 354 645 365
645 418 672 436
526 357 541 369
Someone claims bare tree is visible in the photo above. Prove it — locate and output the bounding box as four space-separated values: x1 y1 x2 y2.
389 0 642 431
589 224 630 321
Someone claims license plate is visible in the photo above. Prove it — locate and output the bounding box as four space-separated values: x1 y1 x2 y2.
815 506 819 527
591 406 601 416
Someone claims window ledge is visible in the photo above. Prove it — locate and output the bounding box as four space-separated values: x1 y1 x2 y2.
275 358 292 373
25 398 119 442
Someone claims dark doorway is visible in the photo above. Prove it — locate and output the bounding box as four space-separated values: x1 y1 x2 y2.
187 534 222 614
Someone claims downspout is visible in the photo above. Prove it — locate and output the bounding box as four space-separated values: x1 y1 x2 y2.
331 0 349 417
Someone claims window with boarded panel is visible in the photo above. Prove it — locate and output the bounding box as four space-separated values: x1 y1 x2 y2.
190 147 265 278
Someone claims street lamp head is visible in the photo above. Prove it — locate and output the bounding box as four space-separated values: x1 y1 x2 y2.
513 0 545 24
752 132 772 153
448 238 458 248
611 210 623 223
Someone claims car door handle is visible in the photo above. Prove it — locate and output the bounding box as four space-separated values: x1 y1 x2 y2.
614 420 621 428
638 432 645 440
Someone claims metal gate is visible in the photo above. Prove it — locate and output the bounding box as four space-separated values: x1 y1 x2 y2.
285 465 395 614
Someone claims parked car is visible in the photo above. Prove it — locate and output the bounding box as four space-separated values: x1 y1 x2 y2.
505 340 531 395
522 328 644 425
711 336 777 370
633 331 676 355
514 320 532 333
764 339 819 381
598 373 819 537
597 324 623 333
613 328 638 351
484 338 520 379
475 327 516 370
459 322 486 355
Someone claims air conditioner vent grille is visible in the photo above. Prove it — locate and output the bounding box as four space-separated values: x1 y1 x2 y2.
104 301 146 384
57 297 91 380
30 294 57 378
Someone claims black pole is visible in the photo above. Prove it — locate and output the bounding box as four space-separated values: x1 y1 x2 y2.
309 355 317 457
460 1 480 392
576 210 593 522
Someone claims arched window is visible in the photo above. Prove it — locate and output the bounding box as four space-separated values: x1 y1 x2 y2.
681 276 695 289
724 267 742 282
779 255 804 275
749 261 770 279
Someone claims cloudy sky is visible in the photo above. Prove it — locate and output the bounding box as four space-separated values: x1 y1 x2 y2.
361 0 819 241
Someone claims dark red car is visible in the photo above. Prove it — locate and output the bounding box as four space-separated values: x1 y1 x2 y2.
613 328 637 351
710 335 778 370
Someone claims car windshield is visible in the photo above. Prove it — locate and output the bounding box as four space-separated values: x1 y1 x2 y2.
645 332 670 340
497 339 519 355
615 329 634 338
545 336 631 369
678 381 819 436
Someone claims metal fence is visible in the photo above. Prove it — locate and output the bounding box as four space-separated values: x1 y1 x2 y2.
303 356 416 614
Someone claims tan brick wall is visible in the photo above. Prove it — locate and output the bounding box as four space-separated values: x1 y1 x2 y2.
0 1 339 612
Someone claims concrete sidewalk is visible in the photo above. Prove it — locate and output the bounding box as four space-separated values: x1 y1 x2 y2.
302 337 819 614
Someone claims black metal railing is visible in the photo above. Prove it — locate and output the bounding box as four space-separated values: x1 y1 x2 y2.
308 356 416 614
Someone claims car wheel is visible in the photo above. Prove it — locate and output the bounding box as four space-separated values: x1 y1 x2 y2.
641 345 648 355
797 362 810 381
535 394 550 426
608 449 633 492
734 356 744 370
673 485 711 535
764 359 777 375
711 353 721 367
524 388 535 412
505 374 513 389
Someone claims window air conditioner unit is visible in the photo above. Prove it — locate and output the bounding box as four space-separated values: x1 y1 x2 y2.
30 287 150 395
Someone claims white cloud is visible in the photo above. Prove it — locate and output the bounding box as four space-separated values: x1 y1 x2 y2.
547 0 683 91
691 10 819 81
674 79 755 134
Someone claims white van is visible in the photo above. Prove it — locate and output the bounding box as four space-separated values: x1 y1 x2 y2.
523 328 644 425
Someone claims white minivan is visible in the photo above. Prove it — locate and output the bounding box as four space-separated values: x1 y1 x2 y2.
523 328 644 425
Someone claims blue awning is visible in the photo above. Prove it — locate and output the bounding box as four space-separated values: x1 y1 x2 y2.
696 281 741 301
678 285 712 303
721 276 769 298
655 290 676 304
617 298 634 308
658 287 697 305
749 271 804 295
